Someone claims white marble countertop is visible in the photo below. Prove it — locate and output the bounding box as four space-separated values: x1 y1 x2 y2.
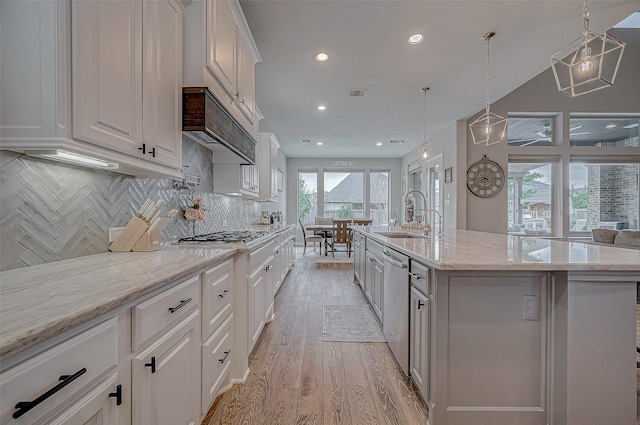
357 226 640 271
0 245 235 359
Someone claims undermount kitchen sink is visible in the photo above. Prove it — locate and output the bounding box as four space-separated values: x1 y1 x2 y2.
374 232 427 238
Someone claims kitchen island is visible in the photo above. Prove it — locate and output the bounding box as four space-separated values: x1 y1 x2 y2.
354 226 640 425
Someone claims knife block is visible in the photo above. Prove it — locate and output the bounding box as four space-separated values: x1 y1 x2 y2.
109 217 150 252
132 232 161 251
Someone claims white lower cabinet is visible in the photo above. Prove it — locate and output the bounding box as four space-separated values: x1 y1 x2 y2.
0 318 120 425
201 314 233 415
47 373 121 425
132 310 200 425
247 261 266 352
410 286 430 401
264 256 275 323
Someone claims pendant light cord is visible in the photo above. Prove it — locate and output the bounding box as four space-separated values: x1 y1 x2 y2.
485 34 491 123
582 0 590 35
424 88 428 144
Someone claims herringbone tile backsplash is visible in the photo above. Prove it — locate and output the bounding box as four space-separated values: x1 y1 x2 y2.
0 138 263 271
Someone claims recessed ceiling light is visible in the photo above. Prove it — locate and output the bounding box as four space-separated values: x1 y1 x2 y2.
606 124 617 129
408 34 424 44
315 52 328 61
623 123 639 129
317 142 323 145
376 142 383 146
317 105 326 111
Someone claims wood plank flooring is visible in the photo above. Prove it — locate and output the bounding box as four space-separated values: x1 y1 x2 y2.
202 262 429 425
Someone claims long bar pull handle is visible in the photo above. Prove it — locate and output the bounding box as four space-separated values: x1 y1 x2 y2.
109 384 123 406
138 144 146 154
13 368 87 419
219 350 232 364
417 300 425 310
383 250 408 269
218 289 231 299
145 356 156 373
409 272 422 280
148 147 156 158
168 298 192 313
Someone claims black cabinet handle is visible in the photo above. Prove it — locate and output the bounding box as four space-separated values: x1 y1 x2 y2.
13 368 87 419
417 300 425 310
218 289 231 299
145 356 156 373
409 272 422 280
138 144 146 154
109 384 122 406
219 350 231 364
168 298 192 313
148 147 156 158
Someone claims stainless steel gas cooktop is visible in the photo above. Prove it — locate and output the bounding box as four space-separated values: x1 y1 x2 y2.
177 230 270 245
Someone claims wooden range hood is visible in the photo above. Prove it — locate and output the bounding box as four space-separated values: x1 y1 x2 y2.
182 87 256 165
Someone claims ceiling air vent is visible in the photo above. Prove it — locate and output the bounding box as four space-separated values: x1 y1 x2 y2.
389 140 405 144
349 88 367 97
302 139 312 143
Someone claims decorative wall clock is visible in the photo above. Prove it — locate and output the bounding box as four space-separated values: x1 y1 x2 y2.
466 154 505 198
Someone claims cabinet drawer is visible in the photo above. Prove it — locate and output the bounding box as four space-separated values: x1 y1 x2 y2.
410 260 432 296
0 318 118 425
202 259 234 340
132 275 200 350
366 238 384 259
201 314 233 415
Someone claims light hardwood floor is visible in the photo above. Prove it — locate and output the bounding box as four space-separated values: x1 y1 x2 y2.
202 262 429 425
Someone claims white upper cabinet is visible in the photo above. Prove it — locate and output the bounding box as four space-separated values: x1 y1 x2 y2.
183 0 261 139
236 34 256 123
72 0 143 154
142 0 183 168
257 133 280 201
0 0 183 178
74 0 182 169
206 0 237 98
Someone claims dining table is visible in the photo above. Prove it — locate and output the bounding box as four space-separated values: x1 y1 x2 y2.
304 224 335 256
305 219 373 255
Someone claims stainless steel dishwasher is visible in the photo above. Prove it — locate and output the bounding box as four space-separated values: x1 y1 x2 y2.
382 246 409 375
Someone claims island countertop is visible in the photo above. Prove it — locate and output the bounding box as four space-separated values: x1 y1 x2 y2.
0 245 236 360
356 226 640 271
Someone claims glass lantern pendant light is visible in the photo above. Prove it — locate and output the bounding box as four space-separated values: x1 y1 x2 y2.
469 32 507 146
550 0 625 97
416 87 434 161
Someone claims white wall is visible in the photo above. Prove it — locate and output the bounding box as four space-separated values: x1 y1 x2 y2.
400 121 461 230
463 28 640 234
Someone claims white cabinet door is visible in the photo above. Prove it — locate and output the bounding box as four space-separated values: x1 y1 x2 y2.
133 310 200 425
353 238 363 286
364 252 373 303
410 287 430 402
247 265 265 352
236 34 255 123
201 315 233 415
0 0 71 143
264 256 275 323
206 0 236 98
142 0 182 168
72 0 143 154
47 373 121 425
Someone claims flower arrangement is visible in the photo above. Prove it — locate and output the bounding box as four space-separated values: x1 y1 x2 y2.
184 196 205 222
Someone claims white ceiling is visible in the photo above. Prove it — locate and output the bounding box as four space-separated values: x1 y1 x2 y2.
239 0 640 159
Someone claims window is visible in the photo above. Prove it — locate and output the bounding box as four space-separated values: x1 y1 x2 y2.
569 162 639 235
370 171 389 225
569 117 639 147
507 163 553 235
323 172 364 219
508 117 553 147
298 171 317 226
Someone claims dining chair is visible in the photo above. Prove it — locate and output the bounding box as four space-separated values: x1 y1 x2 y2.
315 216 333 238
299 219 323 255
327 219 352 257
352 218 373 226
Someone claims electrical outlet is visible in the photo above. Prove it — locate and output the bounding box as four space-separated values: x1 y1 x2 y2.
109 227 125 243
522 295 539 320
222 219 228 226
444 200 451 207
